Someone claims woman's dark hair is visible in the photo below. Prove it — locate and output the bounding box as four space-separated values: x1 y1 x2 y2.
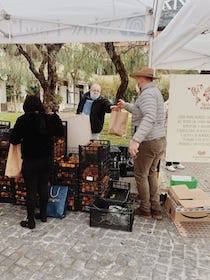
23 95 45 113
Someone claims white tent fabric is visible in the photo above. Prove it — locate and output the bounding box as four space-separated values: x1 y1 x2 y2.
151 0 210 70
0 0 163 44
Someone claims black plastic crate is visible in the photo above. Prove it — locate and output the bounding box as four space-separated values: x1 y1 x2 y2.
14 182 39 206
0 149 9 158
110 145 121 160
0 120 10 129
79 175 109 195
0 178 15 203
78 193 97 211
67 195 79 211
0 176 15 186
79 140 110 164
14 191 27 205
119 162 134 177
52 160 79 185
0 150 9 175
0 121 11 139
78 191 106 211
110 168 120 181
52 137 67 162
79 159 110 182
118 145 129 161
89 201 134 232
14 182 27 205
110 158 119 169
105 180 130 206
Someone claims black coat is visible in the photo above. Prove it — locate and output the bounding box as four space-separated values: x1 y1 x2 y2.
10 113 64 159
76 91 112 133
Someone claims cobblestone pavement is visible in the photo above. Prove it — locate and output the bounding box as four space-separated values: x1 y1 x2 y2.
0 162 210 280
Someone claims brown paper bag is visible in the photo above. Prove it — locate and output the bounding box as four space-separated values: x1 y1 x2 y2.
5 144 22 178
108 110 129 137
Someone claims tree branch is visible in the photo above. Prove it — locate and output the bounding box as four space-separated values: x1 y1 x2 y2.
105 42 128 101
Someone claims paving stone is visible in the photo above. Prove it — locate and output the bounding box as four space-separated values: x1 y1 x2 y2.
0 162 210 279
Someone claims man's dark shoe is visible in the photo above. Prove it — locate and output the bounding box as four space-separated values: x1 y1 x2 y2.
151 210 162 220
35 213 47 222
20 219 35 229
134 207 152 219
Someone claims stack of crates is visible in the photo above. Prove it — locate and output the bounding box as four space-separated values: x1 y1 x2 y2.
78 140 110 210
14 177 27 205
0 121 15 204
0 148 8 175
0 175 15 204
52 154 80 211
13 177 40 206
110 145 121 180
118 145 134 177
52 121 67 162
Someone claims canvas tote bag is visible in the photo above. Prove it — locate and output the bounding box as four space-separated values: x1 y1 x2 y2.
5 144 23 178
108 110 129 137
60 114 92 153
47 186 69 218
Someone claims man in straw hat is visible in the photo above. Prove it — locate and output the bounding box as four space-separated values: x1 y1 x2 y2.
117 67 166 220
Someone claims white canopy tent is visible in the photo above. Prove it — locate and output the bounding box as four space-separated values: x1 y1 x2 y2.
151 0 210 71
0 0 163 44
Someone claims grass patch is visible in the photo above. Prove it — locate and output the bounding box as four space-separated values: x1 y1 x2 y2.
0 111 132 146
0 112 22 127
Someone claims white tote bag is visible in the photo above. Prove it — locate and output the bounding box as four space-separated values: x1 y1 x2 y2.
60 114 92 153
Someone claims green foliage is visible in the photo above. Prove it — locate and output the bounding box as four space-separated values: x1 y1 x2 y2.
155 75 170 101
25 85 40 95
119 43 149 73
0 46 38 98
6 84 14 99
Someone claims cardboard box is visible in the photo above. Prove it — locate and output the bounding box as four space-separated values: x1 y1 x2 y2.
165 185 210 222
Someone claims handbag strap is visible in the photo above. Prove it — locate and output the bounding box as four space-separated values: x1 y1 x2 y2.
50 187 60 198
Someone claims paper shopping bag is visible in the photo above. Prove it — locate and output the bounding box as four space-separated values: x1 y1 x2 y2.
108 110 129 137
5 144 22 178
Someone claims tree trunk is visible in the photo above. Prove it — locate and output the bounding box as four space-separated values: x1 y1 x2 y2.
43 44 61 112
16 44 62 112
105 42 128 102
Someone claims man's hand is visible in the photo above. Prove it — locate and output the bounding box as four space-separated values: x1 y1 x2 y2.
110 105 119 111
129 140 140 156
117 99 126 109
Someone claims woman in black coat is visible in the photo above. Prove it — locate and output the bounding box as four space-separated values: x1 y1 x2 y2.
10 95 64 229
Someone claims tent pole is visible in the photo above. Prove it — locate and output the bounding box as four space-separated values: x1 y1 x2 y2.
148 35 153 67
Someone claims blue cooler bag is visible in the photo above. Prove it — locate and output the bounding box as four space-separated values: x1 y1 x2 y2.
47 186 69 218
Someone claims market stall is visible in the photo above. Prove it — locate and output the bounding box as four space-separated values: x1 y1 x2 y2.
0 0 164 230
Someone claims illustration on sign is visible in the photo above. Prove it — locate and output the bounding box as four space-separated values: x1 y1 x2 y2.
188 84 210 109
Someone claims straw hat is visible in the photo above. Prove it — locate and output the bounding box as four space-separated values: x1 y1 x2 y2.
130 67 158 79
